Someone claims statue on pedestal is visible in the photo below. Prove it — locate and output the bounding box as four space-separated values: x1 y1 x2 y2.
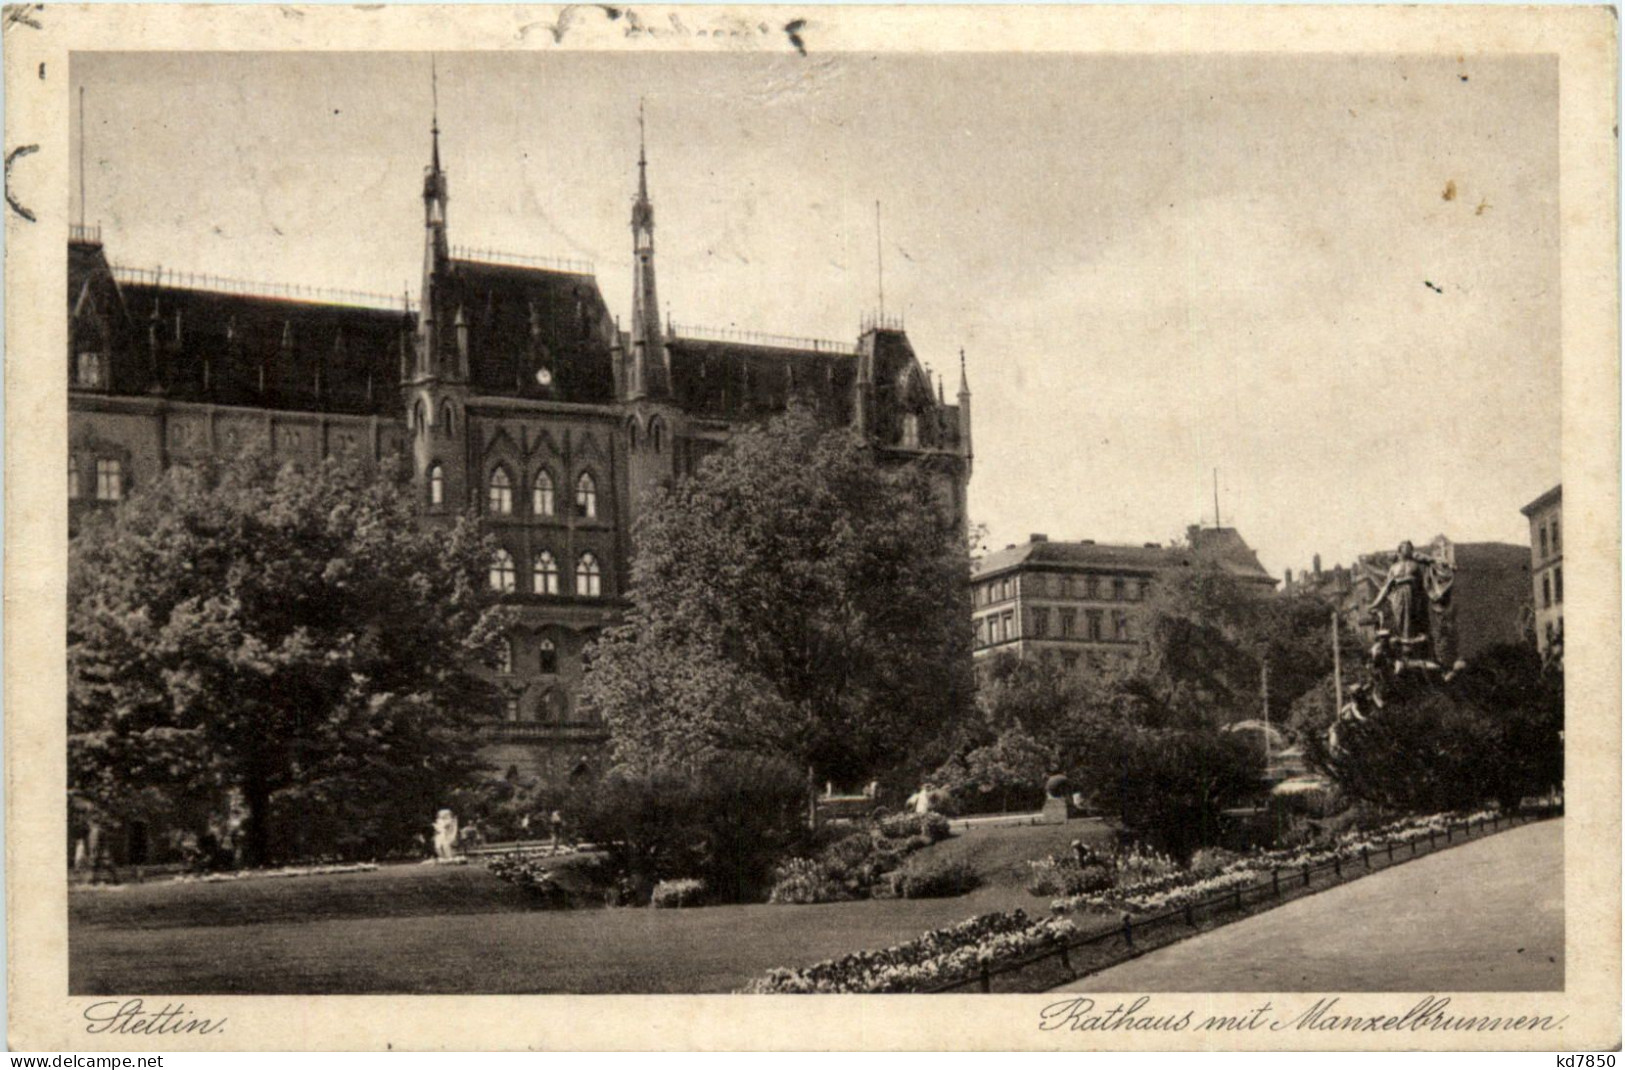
1367 540 1454 664
432 808 459 861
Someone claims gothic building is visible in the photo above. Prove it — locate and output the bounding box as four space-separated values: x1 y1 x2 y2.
68 113 974 785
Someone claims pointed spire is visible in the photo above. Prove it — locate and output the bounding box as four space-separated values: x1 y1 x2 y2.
430 55 441 174
629 98 667 399
957 347 970 396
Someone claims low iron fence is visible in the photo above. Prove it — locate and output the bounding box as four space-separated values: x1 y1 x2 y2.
924 804 1561 993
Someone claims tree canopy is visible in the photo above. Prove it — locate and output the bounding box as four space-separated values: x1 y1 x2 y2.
69 452 512 864
583 406 975 786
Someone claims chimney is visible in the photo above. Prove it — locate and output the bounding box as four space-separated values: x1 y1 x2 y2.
1030 533 1048 543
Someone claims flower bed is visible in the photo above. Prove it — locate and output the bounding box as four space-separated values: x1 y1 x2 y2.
1050 808 1503 916
169 862 379 885
740 909 1077 993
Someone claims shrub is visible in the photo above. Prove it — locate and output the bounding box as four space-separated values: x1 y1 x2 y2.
573 752 811 903
767 858 851 904
650 878 706 909
894 856 980 899
878 811 951 843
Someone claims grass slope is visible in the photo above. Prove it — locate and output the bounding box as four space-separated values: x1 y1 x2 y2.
69 821 1112 994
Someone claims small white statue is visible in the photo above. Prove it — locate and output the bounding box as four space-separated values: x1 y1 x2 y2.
432 808 459 861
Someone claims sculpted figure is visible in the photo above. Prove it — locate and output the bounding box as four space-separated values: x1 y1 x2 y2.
432 808 459 860
1368 540 1452 654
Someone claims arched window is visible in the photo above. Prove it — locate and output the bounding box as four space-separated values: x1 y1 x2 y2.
576 552 602 597
538 638 558 675
441 402 454 436
427 463 444 507
532 470 554 516
95 458 122 502
496 637 514 675
902 413 920 448
68 454 81 500
575 472 598 518
504 694 521 722
488 466 513 515
651 419 664 453
414 399 427 435
533 550 559 595
489 548 516 593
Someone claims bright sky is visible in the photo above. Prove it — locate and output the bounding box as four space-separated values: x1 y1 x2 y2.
74 51 1560 577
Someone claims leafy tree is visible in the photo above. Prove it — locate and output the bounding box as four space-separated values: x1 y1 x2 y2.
1304 643 1562 814
1130 566 1336 727
69 452 511 865
571 753 811 903
584 406 975 787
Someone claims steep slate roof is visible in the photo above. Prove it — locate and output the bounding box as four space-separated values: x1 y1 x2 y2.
440 258 618 404
666 337 856 423
116 282 409 415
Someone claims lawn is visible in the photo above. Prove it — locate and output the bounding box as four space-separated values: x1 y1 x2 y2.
69 820 1111 994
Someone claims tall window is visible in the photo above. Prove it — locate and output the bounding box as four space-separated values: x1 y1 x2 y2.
496 638 514 675
1031 608 1050 638
427 463 444 507
414 400 427 434
1554 565 1564 604
1002 610 1015 640
1113 611 1130 641
1552 519 1561 554
1542 574 1552 609
69 454 81 499
576 552 602 597
1060 609 1077 638
1539 525 1548 558
533 550 559 595
504 695 520 722
1086 609 1104 641
532 470 554 516
1085 576 1100 599
538 638 558 675
575 472 597 518
441 403 454 436
1137 579 1152 601
901 413 920 448
95 458 121 502
1111 577 1126 601
488 467 513 515
651 419 664 453
489 548 516 593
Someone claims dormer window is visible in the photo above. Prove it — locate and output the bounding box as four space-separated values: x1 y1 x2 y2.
75 351 103 389
902 413 920 448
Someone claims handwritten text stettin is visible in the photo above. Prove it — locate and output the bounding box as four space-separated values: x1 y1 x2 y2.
82 1000 227 1037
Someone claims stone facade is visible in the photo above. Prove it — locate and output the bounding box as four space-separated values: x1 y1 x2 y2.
67 121 972 787
970 526 1276 673
1520 484 1563 656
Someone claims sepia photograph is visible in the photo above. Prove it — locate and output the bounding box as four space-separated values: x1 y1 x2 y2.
6 2 1618 1053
